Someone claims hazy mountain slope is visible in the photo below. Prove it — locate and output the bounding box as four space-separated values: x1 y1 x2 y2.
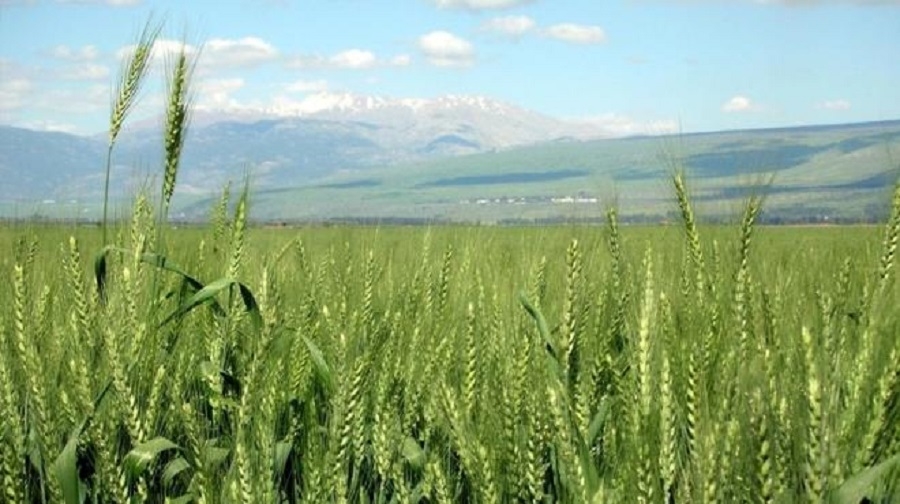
290 94 591 152
4 93 581 201
116 118 390 193
1 98 898 222
223 119 900 223
0 126 105 200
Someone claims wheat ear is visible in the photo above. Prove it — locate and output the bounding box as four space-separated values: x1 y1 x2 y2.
161 42 196 219
103 18 162 245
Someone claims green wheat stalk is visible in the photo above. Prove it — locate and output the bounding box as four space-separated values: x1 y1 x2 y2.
103 18 162 245
160 41 196 224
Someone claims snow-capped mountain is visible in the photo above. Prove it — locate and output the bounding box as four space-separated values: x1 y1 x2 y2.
3 93 607 200
260 92 534 118
188 91 602 154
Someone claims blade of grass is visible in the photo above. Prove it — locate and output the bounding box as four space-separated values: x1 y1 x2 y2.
159 276 262 331
831 452 900 504
124 437 181 484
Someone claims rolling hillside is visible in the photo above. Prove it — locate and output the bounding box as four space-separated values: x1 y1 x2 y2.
2 107 898 223
184 119 900 224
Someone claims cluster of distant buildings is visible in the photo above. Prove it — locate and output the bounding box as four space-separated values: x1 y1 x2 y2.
459 195 600 206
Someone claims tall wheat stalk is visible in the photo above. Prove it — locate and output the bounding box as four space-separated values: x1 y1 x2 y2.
877 172 900 291
160 42 196 226
102 19 162 245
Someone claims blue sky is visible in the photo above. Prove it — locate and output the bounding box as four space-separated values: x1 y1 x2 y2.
1 0 898 136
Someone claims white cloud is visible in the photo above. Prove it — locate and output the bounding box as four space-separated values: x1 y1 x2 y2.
430 0 535 10
1 56 132 130
203 37 278 68
285 79 329 93
30 84 109 115
418 31 475 67
154 39 197 58
0 78 32 112
118 36 276 75
0 59 34 119
577 113 679 137
288 50 409 70
818 99 851 110
117 39 197 64
50 44 100 61
266 92 347 115
196 78 245 109
722 95 756 112
481 15 536 38
330 49 377 69
541 24 606 44
46 47 108 81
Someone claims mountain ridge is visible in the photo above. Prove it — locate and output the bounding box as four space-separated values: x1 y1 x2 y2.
2 93 608 201
1 97 899 223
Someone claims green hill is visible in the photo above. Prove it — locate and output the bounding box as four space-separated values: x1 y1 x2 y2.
185 120 900 224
